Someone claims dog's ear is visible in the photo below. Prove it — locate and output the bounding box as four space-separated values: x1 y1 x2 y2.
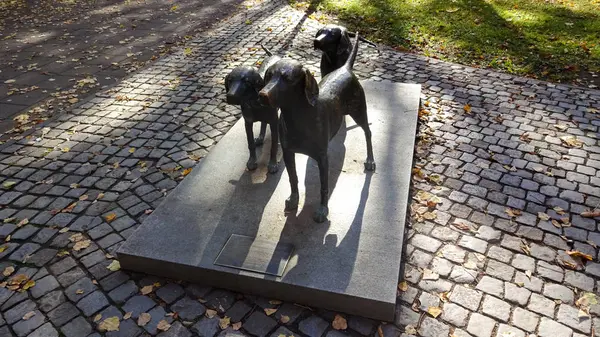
252 74 264 94
315 27 324 39
337 27 351 55
224 73 230 92
303 69 319 106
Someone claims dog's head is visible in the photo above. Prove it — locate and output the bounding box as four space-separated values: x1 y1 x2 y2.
259 59 319 108
224 66 264 105
314 24 352 57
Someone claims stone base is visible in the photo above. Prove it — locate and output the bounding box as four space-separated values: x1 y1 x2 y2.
117 81 420 321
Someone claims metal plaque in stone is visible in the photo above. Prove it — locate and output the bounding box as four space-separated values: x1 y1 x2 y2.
214 234 294 277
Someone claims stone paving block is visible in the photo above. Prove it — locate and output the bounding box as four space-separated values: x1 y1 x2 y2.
557 304 591 334
299 315 329 337
244 311 278 337
38 290 65 313
441 302 469 327
564 270 594 291
481 295 511 322
537 261 564 282
458 236 488 254
30 275 59 299
171 296 206 321
485 259 515 281
527 293 556 317
158 321 192 337
76 290 109 316
418 316 450 337
538 317 573 337
143 305 174 335
108 280 138 304
11 310 45 337
409 234 442 253
60 316 92 337
192 316 220 337
48 302 79 326
503 282 531 306
122 295 157 319
511 307 539 332
29 322 59 337
449 285 482 311
156 283 185 304
543 283 574 304
495 324 524 337
467 313 496 337
476 276 504 297
226 301 252 322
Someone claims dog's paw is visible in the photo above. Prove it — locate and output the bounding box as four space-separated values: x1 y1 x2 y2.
267 161 279 174
364 159 376 171
254 137 264 146
313 205 329 223
285 193 299 211
246 158 258 171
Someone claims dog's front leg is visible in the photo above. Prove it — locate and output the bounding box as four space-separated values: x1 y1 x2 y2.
245 121 258 171
255 122 267 146
313 153 329 223
283 149 299 210
267 120 279 173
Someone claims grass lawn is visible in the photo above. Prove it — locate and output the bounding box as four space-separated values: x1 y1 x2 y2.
293 0 600 85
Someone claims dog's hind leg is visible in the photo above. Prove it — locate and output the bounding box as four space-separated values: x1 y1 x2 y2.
283 149 299 210
350 108 376 171
255 122 267 146
245 121 258 171
313 153 329 223
267 120 279 173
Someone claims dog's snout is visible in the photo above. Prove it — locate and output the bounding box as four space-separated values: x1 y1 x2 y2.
314 33 327 49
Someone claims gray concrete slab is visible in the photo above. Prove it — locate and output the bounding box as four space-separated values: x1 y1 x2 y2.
117 81 420 321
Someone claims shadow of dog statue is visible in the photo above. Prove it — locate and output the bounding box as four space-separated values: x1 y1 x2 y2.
259 33 375 223
314 24 377 77
224 45 280 173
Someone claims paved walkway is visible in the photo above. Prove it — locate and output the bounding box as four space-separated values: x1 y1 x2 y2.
1 1 600 337
0 0 244 134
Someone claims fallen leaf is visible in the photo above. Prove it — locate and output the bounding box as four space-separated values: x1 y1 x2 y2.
232 322 242 330
73 240 91 251
553 206 566 215
107 260 121 271
129 148 135 153
205 309 217 318
22 311 36 320
439 292 450 303
22 280 35 291
157 320 171 331
566 250 593 261
59 227 69 233
76 289 84 295
578 309 590 318
137 313 151 326
519 133 531 142
505 208 521 217
525 270 532 279
2 181 16 189
3 266 15 276
141 285 153 295
553 124 568 131
105 213 117 222
98 317 120 332
427 306 442 318
219 316 231 329
405 325 417 335
16 218 29 227
269 300 282 305
581 211 600 218
182 168 192 176
184 48 193 56
446 7 459 12
264 308 277 316
537 212 550 221
69 233 84 242
4 79 16 84
69 183 79 188
332 314 347 330
68 98 79 104
377 325 384 337
123 312 132 320
452 221 471 231
280 315 290 324
422 269 439 280
551 219 562 228
79 195 88 201
0 245 7 253
398 281 408 292
94 314 102 322
560 136 584 148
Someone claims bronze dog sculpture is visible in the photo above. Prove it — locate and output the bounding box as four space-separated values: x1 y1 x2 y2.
259 33 375 223
225 46 280 173
314 24 377 77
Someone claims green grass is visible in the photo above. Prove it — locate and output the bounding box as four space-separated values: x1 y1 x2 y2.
294 0 600 83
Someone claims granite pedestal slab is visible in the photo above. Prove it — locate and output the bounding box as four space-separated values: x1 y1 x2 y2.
117 81 420 321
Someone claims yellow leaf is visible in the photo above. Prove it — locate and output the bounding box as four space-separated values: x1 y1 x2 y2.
566 250 593 261
170 4 178 11
219 316 231 330
551 219 562 228
76 289 84 294
3 266 15 276
537 212 550 221
123 312 132 320
141 285 154 295
232 322 242 330
332 314 347 330
73 240 91 251
0 245 7 253
427 306 442 318
463 104 471 114
79 194 88 201
70 183 79 188
68 98 79 104
137 313 151 326
129 148 135 153
94 314 102 322
405 325 417 335
205 309 217 318
264 308 277 316
69 233 84 242
157 320 171 331
184 48 193 56
61 147 70 153
105 213 117 223
22 311 36 320
560 136 583 148
280 315 290 324
446 7 459 12
16 218 29 227
2 181 16 189
107 260 121 271
398 281 408 292
58 227 69 233
98 317 120 332
245 19 252 25
182 168 193 176
505 208 521 218
22 279 35 290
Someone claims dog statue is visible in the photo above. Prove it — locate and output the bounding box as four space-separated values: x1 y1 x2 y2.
314 24 377 77
225 45 280 173
259 33 375 223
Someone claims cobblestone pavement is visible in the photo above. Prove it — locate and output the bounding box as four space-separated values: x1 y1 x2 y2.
0 0 243 134
1 1 600 337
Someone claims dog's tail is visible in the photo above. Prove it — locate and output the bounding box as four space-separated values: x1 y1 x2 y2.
344 32 360 70
260 44 273 57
